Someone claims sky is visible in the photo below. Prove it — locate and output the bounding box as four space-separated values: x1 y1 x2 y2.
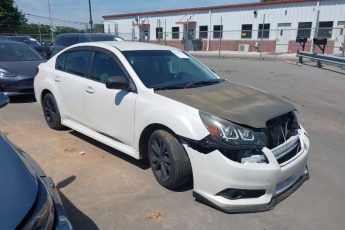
14 0 258 28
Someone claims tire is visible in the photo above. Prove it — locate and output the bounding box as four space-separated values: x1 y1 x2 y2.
148 130 192 189
42 93 63 130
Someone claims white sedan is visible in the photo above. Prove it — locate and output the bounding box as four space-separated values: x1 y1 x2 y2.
34 41 310 212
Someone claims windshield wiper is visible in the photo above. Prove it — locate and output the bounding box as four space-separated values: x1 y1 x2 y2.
184 79 223 88
153 85 186 91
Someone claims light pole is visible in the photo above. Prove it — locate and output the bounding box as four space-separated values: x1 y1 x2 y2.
88 0 93 32
47 0 54 41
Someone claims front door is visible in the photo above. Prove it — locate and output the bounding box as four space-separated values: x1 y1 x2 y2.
83 50 137 147
276 23 292 53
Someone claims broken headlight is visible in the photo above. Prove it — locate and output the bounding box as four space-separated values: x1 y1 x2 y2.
199 111 265 147
199 111 267 163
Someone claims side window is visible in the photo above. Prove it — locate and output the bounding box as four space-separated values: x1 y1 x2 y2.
90 52 125 83
64 51 92 76
55 53 67 70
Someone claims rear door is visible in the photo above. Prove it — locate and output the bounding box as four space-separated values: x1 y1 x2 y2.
54 49 92 123
83 49 137 147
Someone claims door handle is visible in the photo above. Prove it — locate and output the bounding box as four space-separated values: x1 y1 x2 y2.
54 76 61 82
85 87 95 94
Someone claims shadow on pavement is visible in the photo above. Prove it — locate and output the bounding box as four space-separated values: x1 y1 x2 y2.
69 131 194 192
303 62 345 75
8 95 36 103
57 176 99 230
69 131 151 170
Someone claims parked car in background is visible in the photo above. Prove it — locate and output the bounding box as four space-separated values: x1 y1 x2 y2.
0 92 72 229
50 33 124 57
8 36 51 59
0 41 44 96
34 41 310 213
0 35 9 41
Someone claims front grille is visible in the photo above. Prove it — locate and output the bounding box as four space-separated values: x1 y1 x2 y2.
277 141 301 164
271 135 301 165
265 112 299 149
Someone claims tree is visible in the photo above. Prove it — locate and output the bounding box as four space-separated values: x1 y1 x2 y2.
94 24 104 33
18 23 51 35
54 26 83 35
0 0 26 33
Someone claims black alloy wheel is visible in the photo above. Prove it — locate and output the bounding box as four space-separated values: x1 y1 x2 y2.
148 130 192 189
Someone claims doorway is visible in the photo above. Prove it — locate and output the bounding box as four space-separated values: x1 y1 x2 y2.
139 24 150 42
276 23 292 53
183 23 196 51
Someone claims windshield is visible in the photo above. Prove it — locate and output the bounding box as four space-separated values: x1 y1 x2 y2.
9 37 40 46
90 34 116 42
0 43 42 61
122 50 220 89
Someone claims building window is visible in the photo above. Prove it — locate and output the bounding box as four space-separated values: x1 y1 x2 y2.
258 23 270 39
156 27 163 39
317 21 333 38
213 25 223 39
199 26 208 39
172 27 180 39
297 22 312 39
241 24 252 39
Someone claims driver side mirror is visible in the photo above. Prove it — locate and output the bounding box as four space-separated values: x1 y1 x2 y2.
0 92 9 109
106 75 129 90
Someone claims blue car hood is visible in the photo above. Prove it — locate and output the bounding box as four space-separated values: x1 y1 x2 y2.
0 59 44 77
0 133 38 229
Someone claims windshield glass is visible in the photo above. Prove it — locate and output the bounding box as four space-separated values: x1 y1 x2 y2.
0 43 42 61
122 50 220 89
90 34 116 42
9 37 40 46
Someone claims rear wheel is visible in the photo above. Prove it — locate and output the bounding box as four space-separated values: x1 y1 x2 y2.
148 130 192 189
42 93 63 130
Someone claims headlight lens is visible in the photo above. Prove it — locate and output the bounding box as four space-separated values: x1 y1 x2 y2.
199 111 265 147
21 178 55 230
0 68 16 77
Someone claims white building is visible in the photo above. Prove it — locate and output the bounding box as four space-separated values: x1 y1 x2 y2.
103 0 345 54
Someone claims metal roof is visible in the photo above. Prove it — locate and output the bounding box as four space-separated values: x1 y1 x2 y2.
103 0 321 19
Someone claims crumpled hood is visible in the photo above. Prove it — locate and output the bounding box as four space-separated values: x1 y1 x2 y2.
156 81 296 128
0 133 38 229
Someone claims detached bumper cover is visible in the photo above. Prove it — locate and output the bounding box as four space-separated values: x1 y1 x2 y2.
185 128 310 213
194 170 309 213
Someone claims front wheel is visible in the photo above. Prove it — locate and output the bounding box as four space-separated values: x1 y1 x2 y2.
148 130 192 189
42 93 63 130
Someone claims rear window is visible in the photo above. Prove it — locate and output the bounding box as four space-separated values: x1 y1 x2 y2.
0 43 42 61
63 50 92 76
55 36 79 46
55 53 67 70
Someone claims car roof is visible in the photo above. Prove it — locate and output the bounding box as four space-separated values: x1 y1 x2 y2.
72 41 181 51
8 36 30 38
0 41 27 45
57 33 114 36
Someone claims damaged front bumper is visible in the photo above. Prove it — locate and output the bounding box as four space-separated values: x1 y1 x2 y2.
185 128 310 213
